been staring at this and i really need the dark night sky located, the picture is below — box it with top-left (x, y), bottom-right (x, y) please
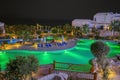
top-left (0, 0), bottom-right (120, 25)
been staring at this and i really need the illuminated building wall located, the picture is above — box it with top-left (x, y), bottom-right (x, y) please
top-left (0, 22), bottom-right (5, 34)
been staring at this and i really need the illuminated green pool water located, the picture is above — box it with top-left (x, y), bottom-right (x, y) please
top-left (0, 39), bottom-right (120, 70)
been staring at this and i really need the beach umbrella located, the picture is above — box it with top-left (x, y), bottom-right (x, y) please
top-left (43, 37), bottom-right (46, 43)
top-left (41, 38), bottom-right (44, 42)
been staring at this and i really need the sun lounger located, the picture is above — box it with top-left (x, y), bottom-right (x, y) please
top-left (46, 43), bottom-right (52, 48)
top-left (62, 42), bottom-right (67, 46)
top-left (49, 44), bottom-right (52, 47)
top-left (45, 43), bottom-right (49, 48)
top-left (38, 44), bottom-right (43, 47)
top-left (57, 43), bottom-right (63, 47)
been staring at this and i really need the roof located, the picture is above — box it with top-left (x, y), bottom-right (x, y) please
top-left (72, 19), bottom-right (96, 23)
top-left (94, 12), bottom-right (113, 16)
top-left (72, 19), bottom-right (92, 21)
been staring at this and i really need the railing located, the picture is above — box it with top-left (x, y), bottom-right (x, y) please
top-left (53, 61), bottom-right (91, 72)
top-left (53, 61), bottom-right (97, 80)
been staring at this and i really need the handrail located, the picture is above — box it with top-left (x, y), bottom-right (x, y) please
top-left (53, 60), bottom-right (91, 72)
top-left (53, 61), bottom-right (97, 80)
top-left (37, 61), bottom-right (97, 80)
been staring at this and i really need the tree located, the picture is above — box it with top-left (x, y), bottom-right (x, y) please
top-left (18, 30), bottom-right (31, 44)
top-left (74, 27), bottom-right (83, 38)
top-left (110, 20), bottom-right (120, 36)
top-left (5, 55), bottom-right (39, 80)
top-left (0, 29), bottom-right (3, 35)
top-left (51, 28), bottom-right (58, 34)
top-left (82, 24), bottom-right (89, 35)
top-left (90, 41), bottom-right (110, 80)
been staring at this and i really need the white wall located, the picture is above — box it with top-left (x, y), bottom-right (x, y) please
top-left (72, 19), bottom-right (95, 28)
top-left (112, 13), bottom-right (120, 20)
top-left (72, 12), bottom-right (120, 29)
top-left (94, 12), bottom-right (113, 24)
top-left (0, 22), bottom-right (5, 34)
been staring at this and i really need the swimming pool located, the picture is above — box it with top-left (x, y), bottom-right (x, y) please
top-left (0, 39), bottom-right (120, 70)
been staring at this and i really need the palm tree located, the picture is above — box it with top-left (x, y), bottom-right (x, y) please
top-left (82, 24), bottom-right (89, 35)
top-left (18, 30), bottom-right (31, 44)
top-left (74, 27), bottom-right (83, 38)
top-left (110, 20), bottom-right (120, 36)
top-left (90, 41), bottom-right (110, 80)
top-left (4, 24), bottom-right (9, 34)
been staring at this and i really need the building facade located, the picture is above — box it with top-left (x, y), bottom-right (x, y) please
top-left (72, 12), bottom-right (120, 29)
top-left (72, 19), bottom-right (96, 28)
top-left (94, 12), bottom-right (113, 24)
top-left (112, 13), bottom-right (120, 21)
top-left (0, 22), bottom-right (5, 34)
top-left (94, 12), bottom-right (120, 28)
top-left (93, 12), bottom-right (113, 28)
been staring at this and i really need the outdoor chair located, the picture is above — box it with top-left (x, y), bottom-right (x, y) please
top-left (57, 43), bottom-right (63, 47)
top-left (38, 44), bottom-right (43, 47)
top-left (46, 43), bottom-right (49, 48)
top-left (49, 44), bottom-right (52, 47)
top-left (62, 42), bottom-right (67, 46)
top-left (45, 43), bottom-right (52, 48)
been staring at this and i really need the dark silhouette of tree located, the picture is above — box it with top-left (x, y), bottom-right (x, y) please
top-left (5, 55), bottom-right (39, 80)
top-left (91, 41), bottom-right (110, 80)
top-left (91, 41), bottom-right (110, 60)
top-left (82, 24), bottom-right (89, 35)
top-left (90, 41), bottom-right (110, 80)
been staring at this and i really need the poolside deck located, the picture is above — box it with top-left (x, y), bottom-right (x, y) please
top-left (4, 39), bottom-right (77, 51)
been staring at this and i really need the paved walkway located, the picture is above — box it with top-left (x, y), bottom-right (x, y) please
top-left (9, 39), bottom-right (77, 51)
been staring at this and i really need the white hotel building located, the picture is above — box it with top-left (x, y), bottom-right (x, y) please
top-left (72, 19), bottom-right (96, 28)
top-left (72, 12), bottom-right (120, 29)
top-left (0, 22), bottom-right (5, 34)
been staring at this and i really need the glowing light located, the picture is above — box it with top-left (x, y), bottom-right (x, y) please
top-left (44, 52), bottom-right (48, 55)
top-left (3, 51), bottom-right (6, 54)
top-left (33, 43), bottom-right (38, 49)
top-left (16, 44), bottom-right (21, 48)
top-left (109, 71), bottom-right (116, 79)
top-left (75, 47), bottom-right (89, 51)
top-left (64, 50), bottom-right (70, 54)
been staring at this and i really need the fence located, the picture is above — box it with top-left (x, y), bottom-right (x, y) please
top-left (53, 61), bottom-right (97, 80)
top-left (53, 60), bottom-right (91, 72)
